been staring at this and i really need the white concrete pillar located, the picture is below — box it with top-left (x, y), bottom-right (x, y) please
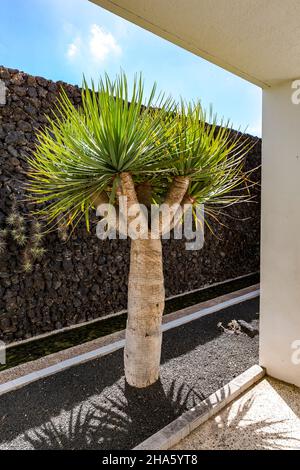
top-left (260, 80), bottom-right (300, 387)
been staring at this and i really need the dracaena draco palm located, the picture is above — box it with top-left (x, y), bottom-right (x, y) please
top-left (27, 72), bottom-right (253, 388)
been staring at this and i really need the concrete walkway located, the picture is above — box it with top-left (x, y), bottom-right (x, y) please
top-left (173, 377), bottom-right (300, 450)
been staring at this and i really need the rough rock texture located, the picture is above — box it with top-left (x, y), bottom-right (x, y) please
top-left (0, 66), bottom-right (261, 343)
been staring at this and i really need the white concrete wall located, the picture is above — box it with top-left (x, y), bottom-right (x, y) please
top-left (260, 81), bottom-right (300, 387)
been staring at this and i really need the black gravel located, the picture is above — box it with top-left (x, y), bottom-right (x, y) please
top-left (0, 298), bottom-right (259, 450)
top-left (0, 272), bottom-right (259, 373)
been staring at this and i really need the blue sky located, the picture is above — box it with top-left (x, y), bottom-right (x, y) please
top-left (0, 0), bottom-right (262, 136)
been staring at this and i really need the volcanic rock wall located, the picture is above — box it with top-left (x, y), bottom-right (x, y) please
top-left (0, 66), bottom-right (261, 343)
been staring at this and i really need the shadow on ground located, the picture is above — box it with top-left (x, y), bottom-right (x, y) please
top-left (174, 378), bottom-right (300, 450)
top-left (23, 380), bottom-right (203, 449)
top-left (0, 298), bottom-right (259, 449)
top-left (200, 394), bottom-right (299, 450)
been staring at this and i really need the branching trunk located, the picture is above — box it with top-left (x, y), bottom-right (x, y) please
top-left (120, 172), bottom-right (189, 388)
top-left (159, 176), bottom-right (190, 235)
top-left (164, 176), bottom-right (190, 207)
top-left (124, 238), bottom-right (165, 388)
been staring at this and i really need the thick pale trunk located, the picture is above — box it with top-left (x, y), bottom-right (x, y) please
top-left (120, 172), bottom-right (189, 388)
top-left (124, 237), bottom-right (165, 388)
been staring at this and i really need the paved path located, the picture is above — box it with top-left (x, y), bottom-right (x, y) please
top-left (173, 376), bottom-right (300, 450)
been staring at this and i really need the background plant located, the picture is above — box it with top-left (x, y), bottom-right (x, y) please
top-left (0, 197), bottom-right (46, 273)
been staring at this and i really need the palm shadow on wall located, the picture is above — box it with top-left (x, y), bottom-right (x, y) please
top-left (23, 379), bottom-right (204, 450)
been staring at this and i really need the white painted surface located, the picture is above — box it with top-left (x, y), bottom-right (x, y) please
top-left (90, 0), bottom-right (300, 87)
top-left (260, 81), bottom-right (300, 387)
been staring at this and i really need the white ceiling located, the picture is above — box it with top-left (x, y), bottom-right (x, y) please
top-left (90, 0), bottom-right (300, 88)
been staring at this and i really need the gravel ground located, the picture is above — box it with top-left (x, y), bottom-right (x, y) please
top-left (0, 298), bottom-right (259, 450)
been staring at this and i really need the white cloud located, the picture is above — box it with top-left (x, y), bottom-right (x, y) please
top-left (89, 24), bottom-right (121, 62)
top-left (66, 24), bottom-right (121, 63)
top-left (67, 43), bottom-right (77, 58)
top-left (67, 43), bottom-right (78, 58)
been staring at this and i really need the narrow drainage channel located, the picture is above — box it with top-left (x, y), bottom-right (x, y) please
top-left (0, 272), bottom-right (259, 372)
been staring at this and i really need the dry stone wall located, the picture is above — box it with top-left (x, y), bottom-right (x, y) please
top-left (0, 66), bottom-right (261, 343)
